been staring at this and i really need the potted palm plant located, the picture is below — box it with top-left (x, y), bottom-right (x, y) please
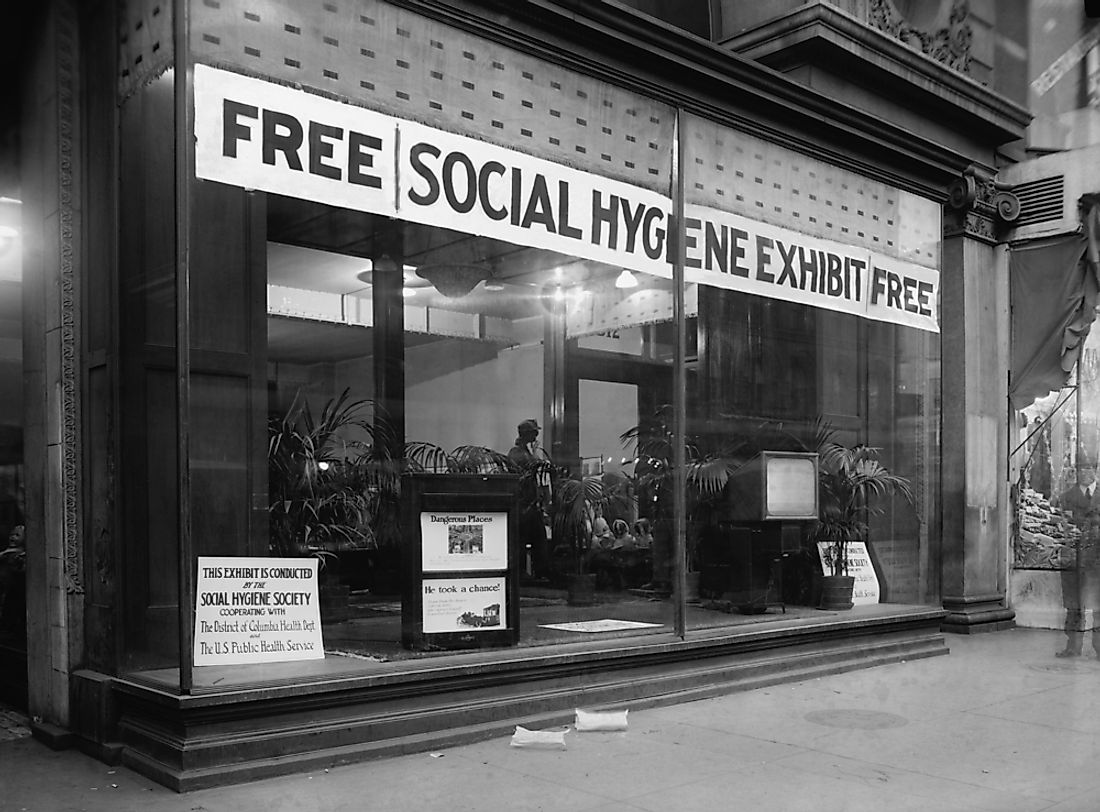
top-left (268, 388), bottom-right (395, 619)
top-left (622, 407), bottom-right (777, 598)
top-left (814, 440), bottom-right (913, 609)
top-left (551, 473), bottom-right (635, 605)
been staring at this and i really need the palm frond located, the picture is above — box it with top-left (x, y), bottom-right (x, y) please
top-left (450, 445), bottom-right (515, 474)
top-left (405, 441), bottom-right (450, 473)
top-left (687, 457), bottom-right (734, 498)
top-left (815, 441), bottom-right (912, 574)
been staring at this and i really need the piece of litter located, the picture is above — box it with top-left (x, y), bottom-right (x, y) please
top-left (510, 725), bottom-right (567, 750)
top-left (429, 753), bottom-right (445, 758)
top-left (111, 784), bottom-right (118, 788)
top-left (575, 708), bottom-right (628, 732)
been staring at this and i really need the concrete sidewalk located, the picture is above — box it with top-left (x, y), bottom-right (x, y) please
top-left (3, 626), bottom-right (1099, 812)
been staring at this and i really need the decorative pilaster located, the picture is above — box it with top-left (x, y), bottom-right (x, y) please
top-left (944, 164), bottom-right (1021, 244)
top-left (21, 0), bottom-right (84, 740)
top-left (939, 166), bottom-right (1017, 633)
top-left (57, 5), bottom-right (83, 598)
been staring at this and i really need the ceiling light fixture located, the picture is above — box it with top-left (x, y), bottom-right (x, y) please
top-left (615, 270), bottom-right (639, 289)
top-left (416, 264), bottom-right (490, 297)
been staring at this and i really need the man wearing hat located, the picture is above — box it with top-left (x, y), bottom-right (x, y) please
top-left (1055, 465), bottom-right (1100, 658)
top-left (508, 419), bottom-right (553, 579)
top-left (508, 419), bottom-right (544, 468)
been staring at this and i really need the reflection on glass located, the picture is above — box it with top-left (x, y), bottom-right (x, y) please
top-left (679, 291), bottom-right (939, 619)
top-left (264, 196), bottom-right (675, 658)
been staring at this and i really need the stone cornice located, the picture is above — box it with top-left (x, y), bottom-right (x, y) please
top-left (720, 1), bottom-right (1030, 148)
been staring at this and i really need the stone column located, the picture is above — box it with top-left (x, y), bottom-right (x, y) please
top-left (20, 0), bottom-right (84, 738)
top-left (940, 165), bottom-right (1019, 632)
top-left (371, 221), bottom-right (406, 462)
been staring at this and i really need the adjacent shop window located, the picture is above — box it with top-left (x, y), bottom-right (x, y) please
top-left (1012, 337), bottom-right (1100, 626)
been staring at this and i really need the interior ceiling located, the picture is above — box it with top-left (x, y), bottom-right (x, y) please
top-left (265, 193), bottom-right (626, 318)
top-left (267, 317), bottom-right (448, 365)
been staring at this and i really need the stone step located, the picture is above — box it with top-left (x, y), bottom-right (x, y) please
top-left (110, 607), bottom-right (948, 791)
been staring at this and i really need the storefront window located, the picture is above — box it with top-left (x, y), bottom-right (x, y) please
top-left (264, 194), bottom-right (676, 658)
top-left (679, 113), bottom-right (942, 618)
top-left (115, 8), bottom-right (946, 684)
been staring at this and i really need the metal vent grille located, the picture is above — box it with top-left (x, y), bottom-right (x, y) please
top-left (1014, 175), bottom-right (1065, 228)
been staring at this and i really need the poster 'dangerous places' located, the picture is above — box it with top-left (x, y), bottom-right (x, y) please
top-left (419, 512), bottom-right (509, 572)
top-left (193, 557), bottom-right (323, 666)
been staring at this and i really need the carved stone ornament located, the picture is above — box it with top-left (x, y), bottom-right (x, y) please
top-left (58, 4), bottom-right (84, 595)
top-left (869, 0), bottom-right (972, 74)
top-left (944, 164), bottom-right (1020, 243)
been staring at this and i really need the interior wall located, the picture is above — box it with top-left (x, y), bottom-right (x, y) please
top-left (405, 341), bottom-right (544, 455)
top-left (578, 379), bottom-right (638, 476)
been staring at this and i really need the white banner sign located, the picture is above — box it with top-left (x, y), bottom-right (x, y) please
top-left (420, 511), bottom-right (509, 572)
top-left (422, 576), bottom-right (508, 633)
top-left (194, 64), bottom-right (938, 332)
top-left (193, 556), bottom-right (323, 666)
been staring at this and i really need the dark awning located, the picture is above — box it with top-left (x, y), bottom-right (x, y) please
top-left (1009, 199), bottom-right (1100, 411)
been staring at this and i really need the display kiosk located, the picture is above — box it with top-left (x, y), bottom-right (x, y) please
top-left (401, 473), bottom-right (521, 650)
top-left (703, 452), bottom-right (819, 612)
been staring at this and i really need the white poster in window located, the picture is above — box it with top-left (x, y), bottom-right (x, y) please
top-left (420, 512), bottom-right (508, 572)
top-left (422, 577), bottom-right (508, 633)
top-left (193, 557), bottom-right (323, 666)
top-left (817, 541), bottom-right (880, 605)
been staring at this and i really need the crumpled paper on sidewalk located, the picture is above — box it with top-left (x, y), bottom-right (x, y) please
top-left (574, 708), bottom-right (628, 732)
top-left (510, 725), bottom-right (568, 749)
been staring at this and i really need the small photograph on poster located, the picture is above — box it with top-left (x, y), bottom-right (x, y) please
top-left (421, 512), bottom-right (507, 571)
top-left (448, 524), bottom-right (484, 555)
top-left (422, 576), bottom-right (508, 633)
